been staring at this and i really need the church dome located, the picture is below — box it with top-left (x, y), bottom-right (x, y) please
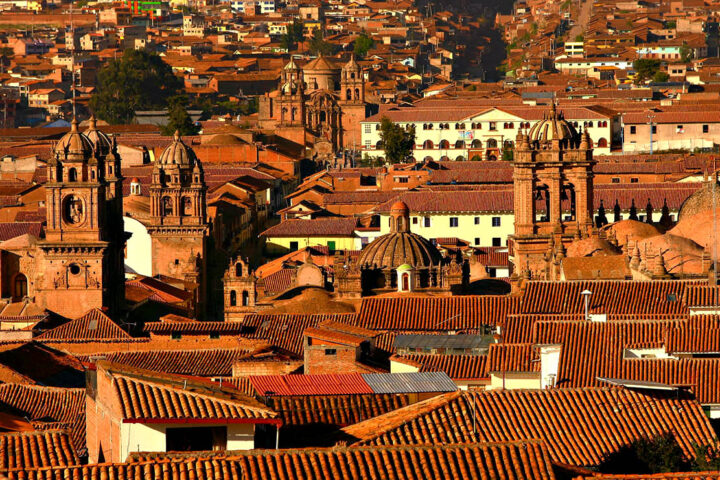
top-left (527, 103), bottom-right (578, 144)
top-left (678, 181), bottom-right (720, 221)
top-left (84, 115), bottom-right (112, 156)
top-left (157, 131), bottom-right (197, 167)
top-left (54, 118), bottom-right (93, 159)
top-left (206, 133), bottom-right (244, 145)
top-left (358, 201), bottom-right (442, 269)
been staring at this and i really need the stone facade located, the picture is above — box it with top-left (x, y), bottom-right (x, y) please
top-left (258, 55), bottom-right (369, 160)
top-left (509, 104), bottom-right (595, 283)
top-left (34, 117), bottom-right (125, 318)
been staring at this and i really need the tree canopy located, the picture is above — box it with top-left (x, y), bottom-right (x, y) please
top-left (633, 59), bottom-right (662, 84)
top-left (354, 33), bottom-right (375, 58)
top-left (161, 96), bottom-right (199, 136)
top-left (280, 19), bottom-right (305, 52)
top-left (90, 49), bottom-right (182, 125)
top-left (379, 116), bottom-right (416, 164)
top-left (308, 28), bottom-right (337, 56)
top-left (598, 434), bottom-right (688, 474)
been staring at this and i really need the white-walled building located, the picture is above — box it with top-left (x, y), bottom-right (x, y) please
top-left (361, 104), bottom-right (615, 162)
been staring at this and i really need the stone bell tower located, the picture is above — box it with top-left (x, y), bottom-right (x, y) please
top-left (509, 104), bottom-right (595, 282)
top-left (148, 131), bottom-right (208, 315)
top-left (36, 118), bottom-right (126, 317)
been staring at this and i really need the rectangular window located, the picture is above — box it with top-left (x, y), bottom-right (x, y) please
top-left (474, 217), bottom-right (480, 225)
top-left (171, 332), bottom-right (182, 340)
top-left (412, 217), bottom-right (418, 224)
top-left (289, 241), bottom-right (299, 251)
top-left (630, 126), bottom-right (636, 134)
top-left (489, 122), bottom-right (497, 131)
top-left (611, 177), bottom-right (620, 183)
top-left (676, 125), bottom-right (684, 133)
top-left (327, 241), bottom-right (336, 251)
top-left (325, 349), bottom-right (337, 355)
top-left (424, 217), bottom-right (431, 227)
top-left (652, 125), bottom-right (657, 134)
top-left (703, 125), bottom-right (709, 134)
top-left (396, 176), bottom-right (409, 183)
top-left (492, 237), bottom-right (502, 247)
top-left (450, 217), bottom-right (459, 227)
top-left (364, 124), bottom-right (371, 133)
top-left (474, 237), bottom-right (480, 245)
top-left (630, 177), bottom-right (639, 183)
top-left (488, 267), bottom-right (497, 278)
top-left (492, 217), bottom-right (501, 227)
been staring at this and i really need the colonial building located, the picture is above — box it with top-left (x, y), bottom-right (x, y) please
top-left (147, 132), bottom-right (209, 314)
top-left (33, 117), bottom-right (126, 318)
top-left (258, 55), bottom-right (370, 161)
top-left (223, 256), bottom-right (258, 320)
top-left (509, 104), bottom-right (596, 282)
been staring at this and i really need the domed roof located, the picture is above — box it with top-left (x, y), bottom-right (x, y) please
top-left (358, 200), bottom-right (442, 269)
top-left (527, 103), bottom-right (578, 144)
top-left (343, 54), bottom-right (360, 71)
top-left (284, 58), bottom-right (300, 70)
top-left (206, 133), bottom-right (244, 145)
top-left (130, 177), bottom-right (140, 183)
top-left (566, 236), bottom-right (621, 257)
top-left (390, 201), bottom-right (409, 214)
top-left (678, 181), bottom-right (720, 221)
top-left (157, 131), bottom-right (197, 168)
top-left (84, 115), bottom-right (112, 156)
top-left (357, 232), bottom-right (443, 270)
top-left (304, 55), bottom-right (337, 72)
top-left (605, 219), bottom-right (662, 247)
top-left (54, 118), bottom-right (93, 159)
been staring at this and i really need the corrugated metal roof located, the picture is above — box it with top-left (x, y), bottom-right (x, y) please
top-left (361, 372), bottom-right (457, 394)
top-left (394, 334), bottom-right (492, 350)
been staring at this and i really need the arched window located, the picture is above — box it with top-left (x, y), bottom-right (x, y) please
top-left (597, 138), bottom-right (608, 148)
top-left (471, 139), bottom-right (482, 148)
top-left (376, 141), bottom-right (383, 149)
top-left (242, 290), bottom-right (249, 306)
top-left (487, 138), bottom-right (498, 149)
top-left (455, 140), bottom-right (465, 148)
top-left (181, 197), bottom-right (193, 216)
top-left (230, 290), bottom-right (237, 306)
top-left (235, 262), bottom-right (243, 277)
top-left (471, 155), bottom-right (482, 161)
top-left (68, 168), bottom-right (77, 182)
top-left (162, 197), bottom-right (173, 216)
top-left (508, 122), bottom-right (514, 129)
top-left (354, 88), bottom-right (360, 99)
top-left (439, 140), bottom-right (450, 149)
top-left (401, 273), bottom-right (410, 291)
top-left (12, 273), bottom-right (27, 301)
top-left (504, 140), bottom-right (514, 149)
top-left (423, 140), bottom-right (434, 149)
top-left (455, 155), bottom-right (465, 161)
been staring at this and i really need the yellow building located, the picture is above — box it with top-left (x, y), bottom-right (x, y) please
top-left (374, 191), bottom-right (514, 248)
top-left (260, 217), bottom-right (361, 255)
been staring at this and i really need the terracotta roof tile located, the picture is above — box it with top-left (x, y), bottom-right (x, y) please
top-left (241, 314), bottom-right (358, 357)
top-left (142, 321), bottom-right (245, 335)
top-left (394, 353), bottom-right (488, 379)
top-left (353, 296), bottom-right (519, 331)
top-left (37, 309), bottom-right (130, 342)
top-left (249, 373), bottom-right (373, 396)
top-left (0, 385), bottom-right (85, 452)
top-left (340, 388), bottom-right (716, 467)
top-left (260, 218), bottom-right (359, 237)
top-left (0, 430), bottom-right (78, 472)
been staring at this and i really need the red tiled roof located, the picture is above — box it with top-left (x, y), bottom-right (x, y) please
top-left (353, 296), bottom-right (519, 331)
top-left (249, 373), bottom-right (373, 396)
top-left (519, 281), bottom-right (697, 315)
top-left (340, 388), bottom-right (716, 467)
top-left (142, 321), bottom-right (245, 335)
top-left (77, 348), bottom-right (258, 377)
top-left (0, 430), bottom-right (78, 472)
top-left (265, 394), bottom-right (411, 431)
top-left (260, 218), bottom-right (358, 237)
top-left (395, 353), bottom-right (488, 380)
top-left (0, 385), bottom-right (85, 452)
top-left (37, 309), bottom-right (130, 342)
top-left (241, 314), bottom-right (358, 357)
top-left (0, 222), bottom-right (42, 242)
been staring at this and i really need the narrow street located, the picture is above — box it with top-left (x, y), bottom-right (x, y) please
top-left (568, 0), bottom-right (592, 40)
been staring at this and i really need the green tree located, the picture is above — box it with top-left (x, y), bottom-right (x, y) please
top-left (598, 433), bottom-right (688, 474)
top-left (162, 96), bottom-right (199, 136)
top-left (574, 34), bottom-right (584, 42)
top-left (653, 71), bottom-right (670, 82)
top-left (379, 116), bottom-right (415, 164)
top-left (692, 443), bottom-right (720, 471)
top-left (308, 28), bottom-right (336, 56)
top-left (90, 49), bottom-right (182, 124)
top-left (354, 33), bottom-right (375, 59)
top-left (633, 59), bottom-right (661, 84)
top-left (280, 19), bottom-right (305, 51)
top-left (680, 44), bottom-right (693, 63)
